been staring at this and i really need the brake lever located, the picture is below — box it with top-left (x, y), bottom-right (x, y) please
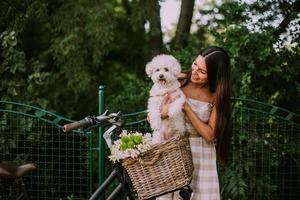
top-left (83, 112), bottom-right (123, 132)
top-left (108, 111), bottom-right (123, 125)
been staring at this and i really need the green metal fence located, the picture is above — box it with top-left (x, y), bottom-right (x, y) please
top-left (220, 98), bottom-right (300, 200)
top-left (0, 101), bottom-right (91, 200)
top-left (105, 97), bottom-right (300, 200)
top-left (1, 89), bottom-right (299, 200)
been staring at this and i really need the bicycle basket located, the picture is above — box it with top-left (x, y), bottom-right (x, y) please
top-left (121, 134), bottom-right (194, 200)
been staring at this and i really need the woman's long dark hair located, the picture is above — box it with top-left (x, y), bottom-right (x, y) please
top-left (182, 46), bottom-right (232, 165)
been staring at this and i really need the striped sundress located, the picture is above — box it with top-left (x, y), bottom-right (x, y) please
top-left (157, 97), bottom-right (220, 200)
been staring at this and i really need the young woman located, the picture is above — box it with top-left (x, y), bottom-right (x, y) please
top-left (158, 46), bottom-right (232, 200)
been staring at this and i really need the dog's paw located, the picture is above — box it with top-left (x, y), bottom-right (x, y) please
top-left (150, 119), bottom-right (161, 131)
top-left (168, 106), bottom-right (182, 118)
top-left (152, 131), bottom-right (162, 144)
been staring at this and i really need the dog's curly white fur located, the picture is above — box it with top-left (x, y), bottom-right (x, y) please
top-left (146, 54), bottom-right (186, 144)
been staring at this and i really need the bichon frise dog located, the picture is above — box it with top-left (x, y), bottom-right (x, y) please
top-left (146, 54), bottom-right (186, 144)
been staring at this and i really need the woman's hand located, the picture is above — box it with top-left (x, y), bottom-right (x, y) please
top-left (183, 102), bottom-right (191, 112)
top-left (147, 93), bottom-right (172, 124)
top-left (147, 93), bottom-right (180, 122)
top-left (160, 94), bottom-right (172, 119)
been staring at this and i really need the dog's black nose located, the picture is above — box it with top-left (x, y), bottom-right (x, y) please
top-left (159, 74), bottom-right (164, 79)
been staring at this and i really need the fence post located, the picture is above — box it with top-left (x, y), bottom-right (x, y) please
top-left (98, 85), bottom-right (105, 198)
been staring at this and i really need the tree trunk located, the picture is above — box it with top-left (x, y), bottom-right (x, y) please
top-left (171, 0), bottom-right (195, 49)
top-left (273, 0), bottom-right (300, 39)
top-left (146, 0), bottom-right (164, 56)
top-left (122, 0), bottom-right (131, 16)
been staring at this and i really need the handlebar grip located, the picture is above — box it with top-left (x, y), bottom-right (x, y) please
top-left (63, 118), bottom-right (92, 133)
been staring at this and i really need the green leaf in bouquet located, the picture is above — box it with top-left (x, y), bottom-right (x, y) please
top-left (121, 136), bottom-right (130, 143)
top-left (120, 143), bottom-right (128, 151)
top-left (133, 135), bottom-right (142, 144)
top-left (129, 135), bottom-right (135, 141)
top-left (127, 141), bottom-right (135, 149)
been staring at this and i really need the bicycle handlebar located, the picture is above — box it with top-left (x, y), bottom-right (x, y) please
top-left (63, 111), bottom-right (123, 133)
top-left (63, 117), bottom-right (94, 132)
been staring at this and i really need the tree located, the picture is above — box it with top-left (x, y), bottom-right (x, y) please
top-left (171, 0), bottom-right (195, 49)
top-left (146, 0), bottom-right (164, 56)
top-left (0, 0), bottom-right (116, 117)
top-left (273, 0), bottom-right (300, 38)
top-left (1, 0), bottom-right (299, 116)
top-left (175, 0), bottom-right (300, 113)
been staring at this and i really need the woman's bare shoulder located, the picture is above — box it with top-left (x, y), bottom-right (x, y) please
top-left (202, 92), bottom-right (216, 106)
top-left (211, 93), bottom-right (216, 103)
top-left (181, 84), bottom-right (190, 95)
top-left (182, 84), bottom-right (216, 104)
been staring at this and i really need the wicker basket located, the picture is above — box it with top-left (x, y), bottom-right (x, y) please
top-left (122, 134), bottom-right (194, 200)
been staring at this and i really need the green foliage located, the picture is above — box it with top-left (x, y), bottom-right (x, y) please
top-left (192, 0), bottom-right (300, 112)
top-left (220, 162), bottom-right (247, 200)
top-left (0, 30), bottom-right (50, 104)
top-left (1, 0), bottom-right (299, 198)
top-left (0, 0), bottom-right (155, 118)
top-left (1, 0), bottom-right (299, 114)
top-left (106, 65), bottom-right (150, 113)
top-left (59, 194), bottom-right (74, 200)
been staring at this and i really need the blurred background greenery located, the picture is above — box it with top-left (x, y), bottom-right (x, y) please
top-left (1, 1), bottom-right (300, 199)
top-left (1, 0), bottom-right (299, 117)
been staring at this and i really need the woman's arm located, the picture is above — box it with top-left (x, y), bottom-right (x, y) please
top-left (160, 94), bottom-right (171, 119)
top-left (183, 102), bottom-right (217, 142)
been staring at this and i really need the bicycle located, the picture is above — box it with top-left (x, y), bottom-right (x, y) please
top-left (0, 161), bottom-right (37, 200)
top-left (63, 111), bottom-right (193, 200)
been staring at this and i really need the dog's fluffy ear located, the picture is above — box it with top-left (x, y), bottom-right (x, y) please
top-left (145, 60), bottom-right (153, 77)
top-left (171, 57), bottom-right (181, 75)
top-left (176, 72), bottom-right (187, 79)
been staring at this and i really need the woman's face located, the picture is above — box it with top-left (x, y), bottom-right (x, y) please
top-left (191, 55), bottom-right (208, 84)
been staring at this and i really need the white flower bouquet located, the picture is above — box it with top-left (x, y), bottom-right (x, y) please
top-left (109, 130), bottom-right (153, 163)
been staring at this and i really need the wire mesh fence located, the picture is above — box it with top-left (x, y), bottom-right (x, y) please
top-left (115, 100), bottom-right (300, 200)
top-left (1, 99), bottom-right (299, 200)
top-left (219, 99), bottom-right (300, 200)
top-left (0, 101), bottom-right (90, 200)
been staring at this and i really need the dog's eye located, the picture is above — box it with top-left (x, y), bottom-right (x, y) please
top-left (156, 69), bottom-right (160, 72)
top-left (164, 68), bottom-right (168, 72)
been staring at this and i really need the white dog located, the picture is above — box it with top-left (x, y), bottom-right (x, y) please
top-left (146, 54), bottom-right (186, 144)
